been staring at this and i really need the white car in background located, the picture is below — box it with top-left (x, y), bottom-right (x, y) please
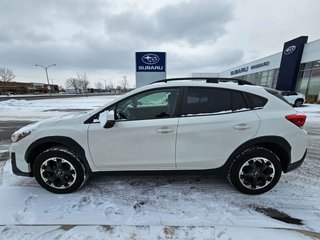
top-left (281, 91), bottom-right (305, 107)
top-left (10, 78), bottom-right (308, 195)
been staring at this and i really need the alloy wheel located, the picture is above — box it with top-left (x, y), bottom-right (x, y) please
top-left (239, 157), bottom-right (275, 190)
top-left (40, 157), bottom-right (77, 189)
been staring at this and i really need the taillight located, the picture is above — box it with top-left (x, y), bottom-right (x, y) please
top-left (285, 114), bottom-right (307, 127)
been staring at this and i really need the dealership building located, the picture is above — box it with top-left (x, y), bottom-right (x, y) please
top-left (192, 36), bottom-right (320, 103)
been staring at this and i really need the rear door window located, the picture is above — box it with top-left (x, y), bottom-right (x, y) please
top-left (184, 87), bottom-right (232, 116)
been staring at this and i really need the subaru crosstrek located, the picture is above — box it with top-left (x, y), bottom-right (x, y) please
top-left (10, 78), bottom-right (308, 194)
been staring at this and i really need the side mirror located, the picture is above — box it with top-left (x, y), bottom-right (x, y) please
top-left (98, 110), bottom-right (115, 128)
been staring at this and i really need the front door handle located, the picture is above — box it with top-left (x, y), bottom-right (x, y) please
top-left (233, 123), bottom-right (251, 130)
top-left (156, 127), bottom-right (175, 133)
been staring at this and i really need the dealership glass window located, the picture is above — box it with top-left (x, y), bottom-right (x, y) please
top-left (302, 70), bottom-right (312, 78)
top-left (299, 63), bottom-right (305, 71)
top-left (266, 78), bottom-right (273, 88)
top-left (238, 75), bottom-right (246, 80)
top-left (306, 76), bottom-right (320, 102)
top-left (268, 69), bottom-right (275, 76)
top-left (272, 69), bottom-right (279, 89)
top-left (260, 76), bottom-right (267, 86)
top-left (296, 70), bottom-right (311, 95)
top-left (302, 62), bottom-right (313, 70)
top-left (311, 68), bottom-right (320, 77)
top-left (261, 71), bottom-right (268, 77)
top-left (254, 73), bottom-right (262, 85)
top-left (265, 70), bottom-right (274, 87)
top-left (296, 79), bottom-right (308, 95)
top-left (312, 60), bottom-right (320, 69)
top-left (305, 69), bottom-right (320, 102)
top-left (247, 74), bottom-right (256, 84)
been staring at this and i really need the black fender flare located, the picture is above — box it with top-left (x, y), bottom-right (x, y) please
top-left (219, 136), bottom-right (292, 175)
top-left (25, 136), bottom-right (92, 174)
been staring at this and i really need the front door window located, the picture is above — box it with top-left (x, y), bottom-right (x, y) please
top-left (116, 88), bottom-right (180, 121)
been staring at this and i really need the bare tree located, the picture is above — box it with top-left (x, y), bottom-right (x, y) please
top-left (120, 75), bottom-right (128, 92)
top-left (107, 80), bottom-right (114, 90)
top-left (0, 67), bottom-right (15, 95)
top-left (65, 77), bottom-right (79, 94)
top-left (77, 73), bottom-right (90, 94)
top-left (116, 85), bottom-right (122, 92)
top-left (95, 81), bottom-right (104, 92)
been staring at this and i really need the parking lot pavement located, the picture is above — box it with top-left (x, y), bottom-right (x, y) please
top-left (0, 121), bottom-right (33, 141)
top-left (0, 121), bottom-right (33, 164)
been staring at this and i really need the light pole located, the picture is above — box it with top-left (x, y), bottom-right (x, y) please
top-left (35, 64), bottom-right (56, 95)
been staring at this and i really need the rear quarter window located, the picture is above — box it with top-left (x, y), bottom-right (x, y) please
top-left (247, 93), bottom-right (268, 109)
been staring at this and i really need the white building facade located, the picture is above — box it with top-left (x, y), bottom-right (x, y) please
top-left (193, 36), bottom-right (320, 103)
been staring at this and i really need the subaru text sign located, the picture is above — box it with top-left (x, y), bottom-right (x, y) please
top-left (136, 52), bottom-right (166, 72)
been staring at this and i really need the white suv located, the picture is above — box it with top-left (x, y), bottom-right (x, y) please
top-left (281, 91), bottom-right (305, 107)
top-left (10, 78), bottom-right (308, 194)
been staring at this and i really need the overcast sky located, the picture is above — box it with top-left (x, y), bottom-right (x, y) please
top-left (1, 0), bottom-right (320, 88)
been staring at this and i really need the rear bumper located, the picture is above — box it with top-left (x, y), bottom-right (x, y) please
top-left (11, 152), bottom-right (32, 177)
top-left (285, 149), bottom-right (307, 173)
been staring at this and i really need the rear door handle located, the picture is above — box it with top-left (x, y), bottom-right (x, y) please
top-left (156, 127), bottom-right (175, 133)
top-left (233, 123), bottom-right (251, 130)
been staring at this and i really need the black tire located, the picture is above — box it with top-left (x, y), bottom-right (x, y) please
top-left (33, 146), bottom-right (88, 194)
top-left (228, 147), bottom-right (282, 195)
top-left (294, 99), bottom-right (303, 107)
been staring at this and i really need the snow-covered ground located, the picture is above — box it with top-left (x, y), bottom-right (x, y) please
top-left (0, 98), bottom-right (319, 239)
top-left (0, 96), bottom-right (116, 121)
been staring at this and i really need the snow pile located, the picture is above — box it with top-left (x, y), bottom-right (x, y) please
top-left (2, 99), bottom-right (31, 106)
top-left (296, 104), bottom-right (320, 123)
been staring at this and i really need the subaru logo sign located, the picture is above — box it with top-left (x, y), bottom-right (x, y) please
top-left (136, 52), bottom-right (166, 72)
top-left (284, 45), bottom-right (296, 56)
top-left (142, 54), bottom-right (160, 65)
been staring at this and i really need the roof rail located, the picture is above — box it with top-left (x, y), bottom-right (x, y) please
top-left (151, 77), bottom-right (254, 86)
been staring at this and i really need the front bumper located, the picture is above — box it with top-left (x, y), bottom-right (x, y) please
top-left (11, 153), bottom-right (32, 177)
top-left (285, 149), bottom-right (307, 173)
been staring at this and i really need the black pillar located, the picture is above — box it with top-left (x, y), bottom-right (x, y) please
top-left (276, 36), bottom-right (308, 91)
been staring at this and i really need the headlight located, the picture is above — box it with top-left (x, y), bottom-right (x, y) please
top-left (11, 131), bottom-right (31, 143)
top-left (11, 122), bottom-right (40, 143)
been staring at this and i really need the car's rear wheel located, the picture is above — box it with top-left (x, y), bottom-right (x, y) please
top-left (228, 147), bottom-right (282, 194)
top-left (33, 147), bottom-right (88, 193)
top-left (294, 99), bottom-right (303, 107)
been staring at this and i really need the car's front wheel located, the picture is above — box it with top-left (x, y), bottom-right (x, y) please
top-left (33, 147), bottom-right (88, 193)
top-left (228, 147), bottom-right (282, 194)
